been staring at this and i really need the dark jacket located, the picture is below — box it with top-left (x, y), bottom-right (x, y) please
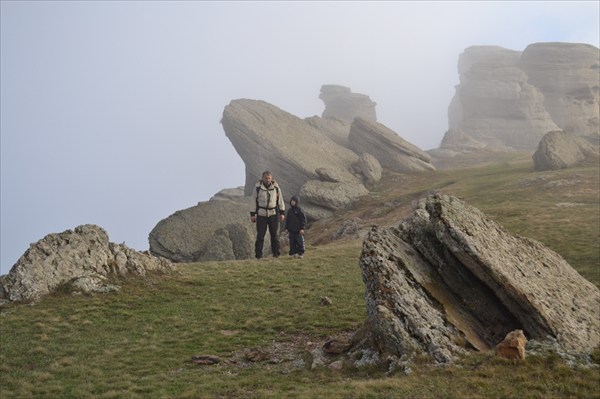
top-left (285, 196), bottom-right (307, 233)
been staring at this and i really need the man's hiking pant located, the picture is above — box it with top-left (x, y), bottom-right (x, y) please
top-left (288, 231), bottom-right (305, 256)
top-left (255, 215), bottom-right (280, 258)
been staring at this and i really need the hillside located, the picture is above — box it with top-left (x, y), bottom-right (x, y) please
top-left (1, 153), bottom-right (598, 398)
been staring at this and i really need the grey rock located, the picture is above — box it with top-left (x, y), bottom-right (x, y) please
top-left (447, 43), bottom-right (599, 151)
top-left (199, 228), bottom-right (236, 262)
top-left (315, 167), bottom-right (345, 183)
top-left (299, 203), bottom-right (333, 221)
top-left (333, 217), bottom-right (363, 240)
top-left (305, 116), bottom-right (352, 147)
top-left (299, 180), bottom-right (368, 211)
top-left (149, 196), bottom-right (255, 263)
top-left (0, 224), bottom-right (174, 303)
top-left (348, 118), bottom-right (436, 172)
top-left (519, 42), bottom-right (600, 137)
top-left (351, 153), bottom-right (382, 184)
top-left (439, 129), bottom-right (488, 151)
top-left (222, 99), bottom-right (362, 198)
top-left (210, 186), bottom-right (245, 202)
top-left (533, 130), bottom-right (600, 171)
top-left (319, 84), bottom-right (377, 123)
top-left (350, 194), bottom-right (599, 365)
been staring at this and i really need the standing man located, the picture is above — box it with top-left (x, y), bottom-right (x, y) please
top-left (250, 171), bottom-right (285, 259)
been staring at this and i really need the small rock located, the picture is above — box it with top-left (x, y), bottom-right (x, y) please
top-left (323, 336), bottom-right (352, 354)
top-left (191, 355), bottom-right (221, 365)
top-left (244, 348), bottom-right (270, 362)
top-left (320, 296), bottom-right (332, 306)
top-left (495, 329), bottom-right (528, 360)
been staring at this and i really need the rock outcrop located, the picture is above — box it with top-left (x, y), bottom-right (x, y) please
top-left (349, 194), bottom-right (599, 365)
top-left (0, 224), bottom-right (174, 303)
top-left (533, 130), bottom-right (599, 171)
top-left (446, 43), bottom-right (599, 151)
top-left (519, 42), bottom-right (600, 137)
top-left (222, 99), bottom-right (363, 199)
top-left (149, 195), bottom-right (255, 263)
top-left (319, 84), bottom-right (377, 123)
top-left (448, 46), bottom-right (559, 150)
top-left (348, 118), bottom-right (436, 172)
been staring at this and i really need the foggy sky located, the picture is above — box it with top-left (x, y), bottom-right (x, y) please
top-left (1, 1), bottom-right (599, 275)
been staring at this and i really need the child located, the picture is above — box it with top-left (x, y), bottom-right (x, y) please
top-left (284, 195), bottom-right (307, 258)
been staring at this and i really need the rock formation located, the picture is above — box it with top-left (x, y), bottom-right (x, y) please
top-left (351, 153), bottom-right (383, 184)
top-left (446, 43), bottom-right (599, 151)
top-left (319, 84), bottom-right (377, 123)
top-left (149, 89), bottom-right (435, 262)
top-left (0, 224), bottom-right (174, 303)
top-left (519, 42), bottom-right (600, 137)
top-left (348, 194), bottom-right (599, 365)
top-left (305, 116), bottom-right (351, 147)
top-left (533, 130), bottom-right (599, 171)
top-left (149, 194), bottom-right (255, 263)
top-left (221, 99), bottom-right (363, 199)
top-left (348, 118), bottom-right (436, 172)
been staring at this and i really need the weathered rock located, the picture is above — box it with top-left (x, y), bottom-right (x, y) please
top-left (533, 130), bottom-right (599, 171)
top-left (199, 228), bottom-right (236, 262)
top-left (495, 330), bottom-right (528, 360)
top-left (439, 129), bottom-right (488, 152)
top-left (323, 336), bottom-right (352, 354)
top-left (519, 42), bottom-right (600, 137)
top-left (449, 46), bottom-right (560, 150)
top-left (222, 99), bottom-right (362, 200)
top-left (305, 116), bottom-right (352, 147)
top-left (333, 217), bottom-right (363, 240)
top-left (315, 167), bottom-right (345, 183)
top-left (447, 43), bottom-right (599, 151)
top-left (0, 224), bottom-right (174, 302)
top-left (319, 84), bottom-right (377, 123)
top-left (350, 194), bottom-right (599, 365)
top-left (210, 186), bottom-right (245, 202)
top-left (348, 118), bottom-right (436, 173)
top-left (149, 196), bottom-right (255, 263)
top-left (351, 153), bottom-right (382, 184)
top-left (299, 180), bottom-right (369, 211)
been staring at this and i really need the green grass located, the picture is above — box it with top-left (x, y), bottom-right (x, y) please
top-left (1, 154), bottom-right (599, 398)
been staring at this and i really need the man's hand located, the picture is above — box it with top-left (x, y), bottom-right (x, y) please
top-left (299, 229), bottom-right (305, 236)
top-left (279, 214), bottom-right (285, 222)
top-left (251, 215), bottom-right (256, 223)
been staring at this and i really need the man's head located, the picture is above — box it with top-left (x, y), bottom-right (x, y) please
top-left (261, 171), bottom-right (273, 186)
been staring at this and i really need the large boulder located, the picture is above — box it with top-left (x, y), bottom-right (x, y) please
top-left (351, 152), bottom-right (383, 185)
top-left (319, 84), bottom-right (377, 123)
top-left (533, 130), bottom-right (599, 171)
top-left (222, 99), bottom-right (362, 199)
top-left (348, 118), bottom-right (436, 173)
top-left (350, 194), bottom-right (599, 364)
top-left (149, 195), bottom-right (255, 263)
top-left (0, 224), bottom-right (174, 303)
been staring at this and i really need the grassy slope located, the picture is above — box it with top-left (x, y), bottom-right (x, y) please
top-left (1, 153), bottom-right (599, 398)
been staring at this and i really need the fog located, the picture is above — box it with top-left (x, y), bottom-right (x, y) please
top-left (1, 1), bottom-right (598, 275)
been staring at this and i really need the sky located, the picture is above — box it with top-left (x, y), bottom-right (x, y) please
top-left (1, 1), bottom-right (599, 275)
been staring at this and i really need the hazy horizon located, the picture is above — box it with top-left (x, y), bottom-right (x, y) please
top-left (1, 1), bottom-right (599, 275)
